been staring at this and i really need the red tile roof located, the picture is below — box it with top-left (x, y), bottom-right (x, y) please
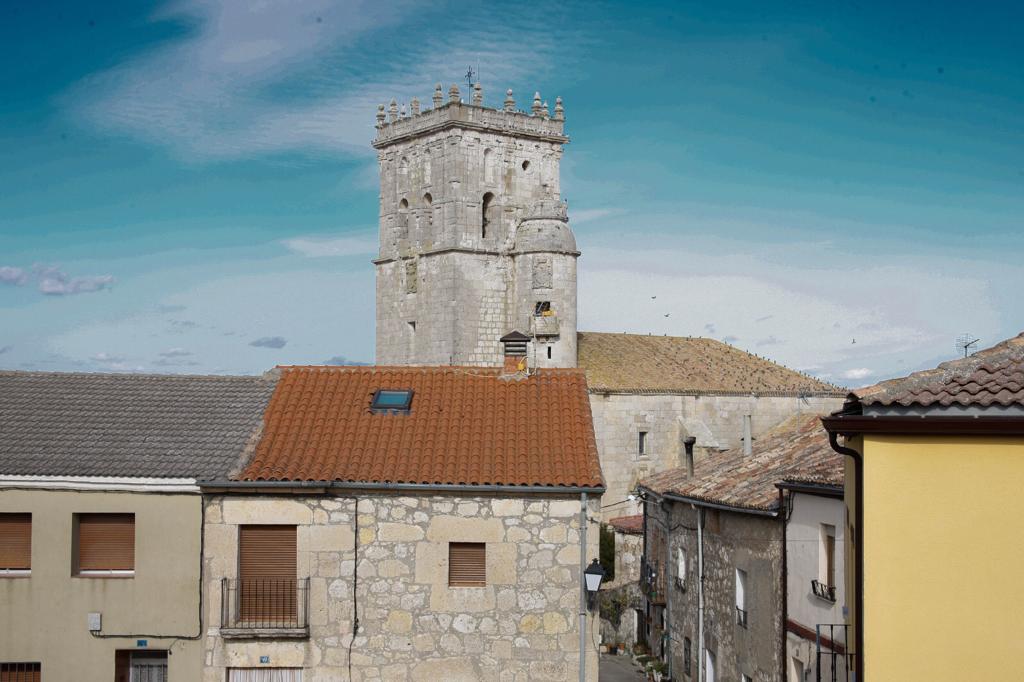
top-left (640, 414), bottom-right (842, 513)
top-left (607, 515), bottom-right (643, 535)
top-left (236, 366), bottom-right (604, 489)
top-left (854, 332), bottom-right (1024, 408)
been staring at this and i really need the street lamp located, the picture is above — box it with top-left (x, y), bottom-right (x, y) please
top-left (585, 558), bottom-right (607, 610)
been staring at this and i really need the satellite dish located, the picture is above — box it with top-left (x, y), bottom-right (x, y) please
top-left (955, 334), bottom-right (979, 358)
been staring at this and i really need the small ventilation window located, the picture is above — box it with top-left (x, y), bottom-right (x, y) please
top-left (533, 301), bottom-right (551, 316)
top-left (371, 389), bottom-right (414, 413)
top-left (521, 160), bottom-right (530, 171)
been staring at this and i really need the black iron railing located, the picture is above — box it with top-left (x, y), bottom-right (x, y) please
top-left (816, 623), bottom-right (854, 682)
top-left (221, 578), bottom-right (309, 630)
top-left (736, 606), bottom-right (748, 628)
top-left (812, 579), bottom-right (837, 602)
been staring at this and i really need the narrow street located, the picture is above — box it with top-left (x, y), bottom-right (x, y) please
top-left (599, 654), bottom-right (645, 682)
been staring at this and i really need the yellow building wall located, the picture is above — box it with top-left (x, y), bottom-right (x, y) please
top-left (863, 435), bottom-right (1024, 680)
top-left (0, 488), bottom-right (204, 681)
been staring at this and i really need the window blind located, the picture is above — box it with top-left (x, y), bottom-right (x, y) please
top-left (0, 514), bottom-right (31, 570)
top-left (78, 514), bottom-right (134, 572)
top-left (449, 542), bottom-right (486, 587)
top-left (238, 525), bottom-right (297, 622)
top-left (0, 662), bottom-right (41, 682)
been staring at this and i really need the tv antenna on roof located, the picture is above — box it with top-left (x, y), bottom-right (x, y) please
top-left (955, 333), bottom-right (980, 358)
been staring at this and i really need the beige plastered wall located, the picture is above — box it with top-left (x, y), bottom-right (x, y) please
top-left (0, 488), bottom-right (203, 681)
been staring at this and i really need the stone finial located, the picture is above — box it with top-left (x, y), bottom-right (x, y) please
top-left (376, 103), bottom-right (386, 128)
top-left (449, 84), bottom-right (461, 104)
top-left (411, 97), bottom-right (420, 116)
top-left (554, 96), bottom-right (564, 121)
top-left (433, 83), bottom-right (443, 108)
top-left (388, 98), bottom-right (399, 122)
top-left (472, 82), bottom-right (483, 106)
top-left (541, 100), bottom-right (550, 118)
top-left (531, 91), bottom-right (542, 116)
top-left (504, 89), bottom-right (515, 112)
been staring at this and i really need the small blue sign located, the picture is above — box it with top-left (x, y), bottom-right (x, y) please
top-left (260, 656), bottom-right (270, 664)
top-left (137, 640), bottom-right (148, 648)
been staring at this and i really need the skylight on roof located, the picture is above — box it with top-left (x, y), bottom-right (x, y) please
top-left (371, 389), bottom-right (414, 413)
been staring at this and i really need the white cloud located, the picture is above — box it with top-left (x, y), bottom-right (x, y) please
top-left (159, 347), bottom-right (193, 358)
top-left (38, 271), bottom-right (115, 296)
top-left (249, 336), bottom-right (288, 349)
top-left (67, 0), bottom-right (569, 160)
top-left (0, 266), bottom-right (29, 285)
top-left (282, 232), bottom-right (377, 257)
top-left (841, 368), bottom-right (873, 380)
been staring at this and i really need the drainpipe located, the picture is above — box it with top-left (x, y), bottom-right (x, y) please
top-left (743, 415), bottom-right (753, 456)
top-left (695, 505), bottom-right (705, 682)
top-left (579, 492), bottom-right (588, 682)
top-left (827, 431), bottom-right (864, 682)
top-left (780, 487), bottom-right (788, 682)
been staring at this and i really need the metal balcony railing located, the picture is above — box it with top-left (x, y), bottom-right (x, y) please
top-left (220, 578), bottom-right (309, 635)
top-left (736, 606), bottom-right (748, 628)
top-left (811, 579), bottom-right (837, 603)
top-left (640, 556), bottom-right (665, 604)
top-left (816, 623), bottom-right (854, 682)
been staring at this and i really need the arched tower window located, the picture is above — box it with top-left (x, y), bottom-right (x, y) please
top-left (422, 193), bottom-right (433, 230)
top-left (481, 192), bottom-right (496, 239)
top-left (397, 198), bottom-right (409, 238)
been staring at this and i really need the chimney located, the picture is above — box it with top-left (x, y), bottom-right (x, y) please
top-left (684, 436), bottom-right (696, 476)
top-left (499, 331), bottom-right (530, 374)
top-left (742, 415), bottom-right (753, 456)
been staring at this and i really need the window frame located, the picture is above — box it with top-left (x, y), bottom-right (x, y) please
top-left (448, 542), bottom-right (486, 587)
top-left (0, 513), bottom-right (32, 577)
top-left (370, 389), bottom-right (414, 414)
top-left (735, 567), bottom-right (748, 628)
top-left (74, 513), bottom-right (135, 578)
top-left (820, 523), bottom-right (837, 588)
top-left (638, 430), bottom-right (649, 457)
top-left (0, 661), bottom-right (42, 681)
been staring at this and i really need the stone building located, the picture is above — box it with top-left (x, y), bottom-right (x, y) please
top-left (374, 84), bottom-right (578, 368)
top-left (368, 85), bottom-right (845, 516)
top-left (637, 414), bottom-right (843, 682)
top-left (199, 365), bottom-right (605, 682)
top-left (0, 371), bottom-right (275, 682)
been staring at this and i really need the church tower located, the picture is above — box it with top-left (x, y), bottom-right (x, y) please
top-left (373, 83), bottom-right (579, 367)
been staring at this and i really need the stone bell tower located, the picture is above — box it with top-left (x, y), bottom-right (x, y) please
top-left (373, 83), bottom-right (579, 368)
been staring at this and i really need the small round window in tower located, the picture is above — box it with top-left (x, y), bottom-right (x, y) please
top-left (521, 160), bottom-right (531, 172)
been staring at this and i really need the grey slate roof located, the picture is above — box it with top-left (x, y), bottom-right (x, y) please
top-left (0, 371), bottom-right (277, 480)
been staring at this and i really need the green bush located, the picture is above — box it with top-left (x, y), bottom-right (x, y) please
top-left (599, 523), bottom-right (616, 580)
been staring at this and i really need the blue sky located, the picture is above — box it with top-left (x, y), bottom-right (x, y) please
top-left (1, 0), bottom-right (1021, 385)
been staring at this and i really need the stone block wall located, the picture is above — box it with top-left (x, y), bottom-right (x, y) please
top-left (645, 498), bottom-right (783, 681)
top-left (590, 393), bottom-right (844, 515)
top-left (202, 492), bottom-right (601, 681)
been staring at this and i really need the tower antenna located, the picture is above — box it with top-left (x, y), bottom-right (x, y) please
top-left (954, 333), bottom-right (980, 358)
top-left (465, 65), bottom-right (476, 90)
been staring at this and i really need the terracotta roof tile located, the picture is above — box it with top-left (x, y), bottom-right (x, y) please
top-left (236, 366), bottom-right (604, 488)
top-left (640, 414), bottom-right (841, 512)
top-left (855, 332), bottom-right (1024, 408)
top-left (607, 514), bottom-right (643, 535)
top-left (577, 332), bottom-right (843, 395)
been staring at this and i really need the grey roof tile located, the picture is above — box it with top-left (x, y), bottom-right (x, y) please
top-left (0, 371), bottom-right (276, 480)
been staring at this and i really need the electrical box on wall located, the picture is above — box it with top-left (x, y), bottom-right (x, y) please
top-left (87, 612), bottom-right (101, 631)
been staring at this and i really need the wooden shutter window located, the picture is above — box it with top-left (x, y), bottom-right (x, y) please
top-left (77, 514), bottom-right (135, 572)
top-left (0, 662), bottom-right (42, 682)
top-left (449, 542), bottom-right (486, 587)
top-left (239, 525), bottom-right (297, 579)
top-left (238, 525), bottom-right (297, 623)
top-left (0, 514), bottom-right (31, 570)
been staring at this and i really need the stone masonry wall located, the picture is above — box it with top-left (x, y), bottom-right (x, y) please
top-left (590, 393), bottom-right (844, 515)
top-left (203, 492), bottom-right (601, 682)
top-left (645, 498), bottom-right (783, 681)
